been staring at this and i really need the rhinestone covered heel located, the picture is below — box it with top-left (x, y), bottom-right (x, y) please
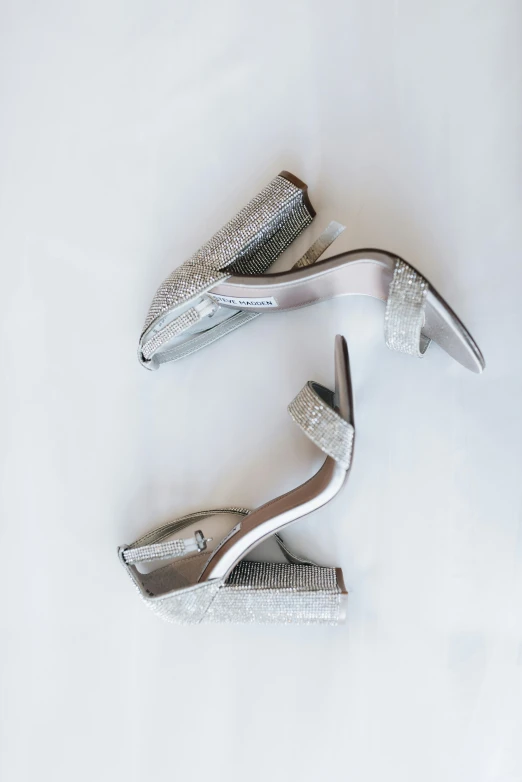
top-left (140, 170), bottom-right (484, 373)
top-left (139, 170), bottom-right (316, 369)
top-left (118, 336), bottom-right (354, 625)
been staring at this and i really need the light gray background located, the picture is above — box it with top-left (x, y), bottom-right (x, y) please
top-left (1, 2), bottom-right (521, 781)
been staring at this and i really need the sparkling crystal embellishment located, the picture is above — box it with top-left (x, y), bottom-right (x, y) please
top-left (384, 259), bottom-right (430, 357)
top-left (124, 560), bottom-right (344, 625)
top-left (140, 174), bottom-right (314, 361)
top-left (122, 539), bottom-right (186, 564)
top-left (288, 382), bottom-right (354, 469)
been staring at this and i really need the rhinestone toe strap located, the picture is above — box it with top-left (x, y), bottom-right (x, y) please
top-left (384, 259), bottom-right (431, 357)
top-left (288, 382), bottom-right (354, 470)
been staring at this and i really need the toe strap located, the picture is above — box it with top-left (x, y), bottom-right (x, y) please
top-left (384, 259), bottom-right (431, 357)
top-left (288, 381), bottom-right (354, 470)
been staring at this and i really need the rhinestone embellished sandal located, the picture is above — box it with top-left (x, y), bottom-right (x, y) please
top-left (139, 171), bottom-right (485, 373)
top-left (119, 335), bottom-right (354, 625)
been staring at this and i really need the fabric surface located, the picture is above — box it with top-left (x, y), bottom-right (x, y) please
top-left (0, 2), bottom-right (520, 782)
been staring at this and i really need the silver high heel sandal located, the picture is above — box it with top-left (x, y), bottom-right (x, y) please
top-left (139, 171), bottom-right (485, 373)
top-left (119, 335), bottom-right (354, 625)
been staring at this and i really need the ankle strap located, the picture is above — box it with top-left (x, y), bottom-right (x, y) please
top-left (118, 507), bottom-right (250, 567)
top-left (288, 381), bottom-right (354, 469)
top-left (121, 530), bottom-right (212, 565)
top-left (119, 508), bottom-right (318, 570)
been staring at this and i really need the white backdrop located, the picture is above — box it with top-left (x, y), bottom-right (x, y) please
top-left (1, 2), bottom-right (521, 781)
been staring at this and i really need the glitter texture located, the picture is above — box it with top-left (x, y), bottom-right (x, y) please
top-left (122, 539), bottom-right (186, 564)
top-left (119, 369), bottom-right (352, 623)
top-left (288, 382), bottom-right (354, 469)
top-left (146, 221), bottom-right (343, 365)
top-left (139, 174), bottom-right (314, 364)
top-left (124, 560), bottom-right (344, 625)
top-left (142, 580), bottom-right (224, 624)
top-left (141, 306), bottom-right (201, 360)
top-left (384, 259), bottom-right (430, 357)
top-left (205, 561), bottom-right (344, 625)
